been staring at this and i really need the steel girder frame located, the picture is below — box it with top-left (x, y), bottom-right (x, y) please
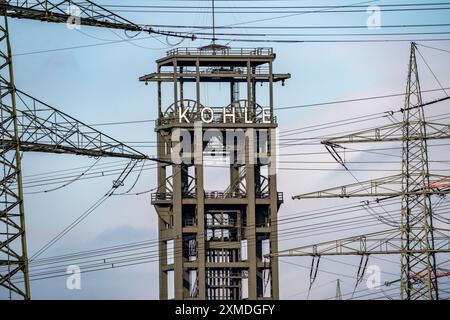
top-left (0, 12), bottom-right (29, 299)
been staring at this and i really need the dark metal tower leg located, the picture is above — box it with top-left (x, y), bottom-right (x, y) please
top-left (0, 13), bottom-right (30, 300)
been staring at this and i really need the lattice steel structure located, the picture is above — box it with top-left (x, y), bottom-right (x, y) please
top-left (400, 42), bottom-right (438, 300)
top-left (0, 13), bottom-right (29, 299)
top-left (142, 46), bottom-right (290, 300)
top-left (0, 1), bottom-right (165, 299)
top-left (0, 75), bottom-right (149, 300)
top-left (275, 42), bottom-right (450, 300)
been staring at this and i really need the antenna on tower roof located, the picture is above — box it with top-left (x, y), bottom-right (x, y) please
top-left (199, 0), bottom-right (229, 51)
top-left (212, 0), bottom-right (217, 45)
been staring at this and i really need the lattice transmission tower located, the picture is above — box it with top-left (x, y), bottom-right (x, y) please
top-left (273, 42), bottom-right (450, 300)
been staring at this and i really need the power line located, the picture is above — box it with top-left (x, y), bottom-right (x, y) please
top-left (54, 87), bottom-right (450, 131)
top-left (275, 87), bottom-right (450, 110)
top-left (4, 221), bottom-right (383, 282)
top-left (17, 104), bottom-right (450, 189)
top-left (202, 37), bottom-right (450, 44)
top-left (15, 211), bottom-right (414, 285)
top-left (28, 160), bottom-right (140, 261)
top-left (14, 216), bottom-right (396, 284)
top-left (89, 119), bottom-right (156, 127)
top-left (417, 43), bottom-right (450, 54)
top-left (31, 199), bottom-right (448, 268)
top-left (416, 48), bottom-right (449, 97)
top-left (100, 3), bottom-right (450, 10)
top-left (14, 35), bottom-right (450, 57)
top-left (100, 7), bottom-right (450, 14)
top-left (26, 158), bottom-right (102, 195)
top-left (147, 23), bottom-right (450, 30)
top-left (18, 145), bottom-right (450, 191)
top-left (9, 198), bottom-right (413, 273)
top-left (190, 31), bottom-right (450, 38)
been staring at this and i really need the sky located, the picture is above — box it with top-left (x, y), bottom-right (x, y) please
top-left (2, 0), bottom-right (450, 300)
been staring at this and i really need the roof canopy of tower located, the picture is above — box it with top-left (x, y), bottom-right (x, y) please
top-left (139, 72), bottom-right (291, 83)
top-left (141, 47), bottom-right (291, 83)
top-left (156, 47), bottom-right (278, 68)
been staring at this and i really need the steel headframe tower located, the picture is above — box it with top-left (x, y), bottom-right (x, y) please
top-left (273, 42), bottom-right (450, 300)
top-left (141, 46), bottom-right (290, 300)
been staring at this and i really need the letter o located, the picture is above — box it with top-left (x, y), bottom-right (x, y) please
top-left (201, 107), bottom-right (214, 123)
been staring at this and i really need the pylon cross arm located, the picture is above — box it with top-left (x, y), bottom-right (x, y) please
top-left (4, 89), bottom-right (149, 161)
top-left (293, 174), bottom-right (450, 200)
top-left (321, 119), bottom-right (450, 146)
top-left (1, 0), bottom-right (144, 33)
top-left (272, 229), bottom-right (450, 257)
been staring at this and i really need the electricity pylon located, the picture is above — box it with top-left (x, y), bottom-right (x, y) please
top-left (273, 43), bottom-right (450, 300)
top-left (0, 0), bottom-right (181, 299)
top-left (0, 79), bottom-right (150, 300)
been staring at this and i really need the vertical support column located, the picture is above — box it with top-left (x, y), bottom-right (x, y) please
top-left (158, 222), bottom-right (168, 299)
top-left (268, 60), bottom-right (279, 298)
top-left (230, 80), bottom-right (239, 193)
top-left (247, 60), bottom-right (254, 117)
top-left (195, 59), bottom-right (206, 299)
top-left (196, 59), bottom-right (201, 114)
top-left (230, 80), bottom-right (235, 104)
top-left (268, 128), bottom-right (279, 299)
top-left (269, 61), bottom-right (274, 117)
top-left (156, 63), bottom-right (164, 302)
top-left (171, 60), bottom-right (184, 299)
top-left (230, 166), bottom-right (240, 193)
top-left (195, 155), bottom-right (206, 299)
top-left (157, 64), bottom-right (162, 116)
top-left (173, 61), bottom-right (178, 113)
top-left (246, 150), bottom-right (257, 300)
top-left (180, 66), bottom-right (184, 109)
top-left (0, 14), bottom-right (30, 300)
top-left (156, 78), bottom-right (168, 299)
top-left (173, 163), bottom-right (184, 299)
top-left (252, 67), bottom-right (256, 109)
